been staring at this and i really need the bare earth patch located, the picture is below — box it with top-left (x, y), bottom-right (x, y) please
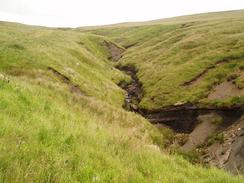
top-left (104, 41), bottom-right (125, 61)
top-left (208, 81), bottom-right (244, 100)
top-left (181, 113), bottom-right (219, 151)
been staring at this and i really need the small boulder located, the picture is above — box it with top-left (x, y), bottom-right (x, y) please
top-left (174, 101), bottom-right (185, 106)
top-left (0, 74), bottom-right (4, 79)
top-left (0, 74), bottom-right (9, 82)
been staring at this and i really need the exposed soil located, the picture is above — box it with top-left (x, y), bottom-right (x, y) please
top-left (104, 41), bottom-right (125, 61)
top-left (48, 67), bottom-right (85, 96)
top-left (142, 107), bottom-right (243, 133)
top-left (208, 81), bottom-right (244, 100)
top-left (181, 113), bottom-right (221, 151)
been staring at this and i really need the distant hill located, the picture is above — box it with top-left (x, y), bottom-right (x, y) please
top-left (79, 9), bottom-right (244, 110)
top-left (0, 10), bottom-right (243, 182)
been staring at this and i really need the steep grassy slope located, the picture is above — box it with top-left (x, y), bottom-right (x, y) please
top-left (0, 20), bottom-right (243, 182)
top-left (0, 21), bottom-right (128, 107)
top-left (82, 10), bottom-right (244, 110)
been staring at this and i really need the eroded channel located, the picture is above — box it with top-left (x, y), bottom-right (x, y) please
top-left (116, 64), bottom-right (243, 133)
top-left (105, 40), bottom-right (244, 174)
top-left (105, 40), bottom-right (243, 133)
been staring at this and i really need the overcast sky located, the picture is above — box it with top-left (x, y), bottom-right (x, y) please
top-left (0, 0), bottom-right (243, 28)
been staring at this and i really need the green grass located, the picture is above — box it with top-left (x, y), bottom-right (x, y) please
top-left (0, 11), bottom-right (244, 182)
top-left (0, 21), bottom-right (127, 107)
top-left (83, 10), bottom-right (244, 110)
top-left (0, 76), bottom-right (241, 182)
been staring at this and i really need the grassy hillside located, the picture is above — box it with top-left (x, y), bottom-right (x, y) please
top-left (0, 22), bottom-right (128, 107)
top-left (80, 10), bottom-right (244, 29)
top-left (82, 10), bottom-right (244, 110)
top-left (0, 15), bottom-right (243, 182)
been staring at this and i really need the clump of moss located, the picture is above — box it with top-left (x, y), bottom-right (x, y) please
top-left (211, 114), bottom-right (223, 125)
top-left (227, 73), bottom-right (239, 81)
top-left (177, 150), bottom-right (200, 164)
top-left (234, 76), bottom-right (244, 89)
top-left (207, 132), bottom-right (224, 146)
top-left (8, 43), bottom-right (25, 50)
